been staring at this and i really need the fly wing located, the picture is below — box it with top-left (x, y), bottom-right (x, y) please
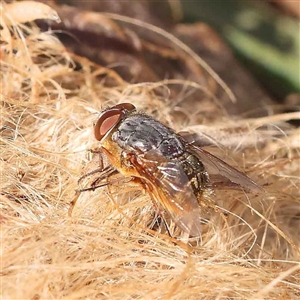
top-left (137, 151), bottom-right (205, 237)
top-left (189, 144), bottom-right (263, 193)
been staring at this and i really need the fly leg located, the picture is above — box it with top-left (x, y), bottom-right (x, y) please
top-left (77, 165), bottom-right (118, 190)
top-left (70, 166), bottom-right (116, 216)
top-left (130, 176), bottom-right (172, 237)
top-left (77, 167), bottom-right (120, 193)
top-left (206, 199), bottom-right (230, 232)
top-left (69, 193), bottom-right (80, 217)
top-left (121, 151), bottom-right (173, 236)
top-left (77, 148), bottom-right (104, 186)
top-left (78, 167), bottom-right (104, 186)
top-left (201, 190), bottom-right (230, 232)
top-left (150, 213), bottom-right (172, 237)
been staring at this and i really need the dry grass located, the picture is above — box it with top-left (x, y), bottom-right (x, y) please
top-left (1, 2), bottom-right (300, 299)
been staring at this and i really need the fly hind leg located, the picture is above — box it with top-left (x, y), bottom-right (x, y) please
top-left (133, 177), bottom-right (172, 237)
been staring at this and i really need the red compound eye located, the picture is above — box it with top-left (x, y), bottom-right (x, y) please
top-left (114, 103), bottom-right (136, 111)
top-left (94, 103), bottom-right (136, 141)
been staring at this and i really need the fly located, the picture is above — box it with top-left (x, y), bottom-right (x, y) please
top-left (76, 103), bottom-right (262, 237)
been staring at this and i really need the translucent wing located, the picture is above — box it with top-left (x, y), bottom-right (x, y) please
top-left (135, 151), bottom-right (205, 237)
top-left (189, 144), bottom-right (263, 193)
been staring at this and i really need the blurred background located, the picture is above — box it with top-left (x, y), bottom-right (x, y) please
top-left (180, 0), bottom-right (299, 101)
top-left (56, 0), bottom-right (299, 101)
top-left (35, 0), bottom-right (300, 122)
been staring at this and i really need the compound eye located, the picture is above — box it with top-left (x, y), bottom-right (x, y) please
top-left (114, 103), bottom-right (136, 112)
top-left (94, 109), bottom-right (122, 141)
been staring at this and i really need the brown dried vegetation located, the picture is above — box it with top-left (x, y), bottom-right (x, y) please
top-left (1, 1), bottom-right (299, 299)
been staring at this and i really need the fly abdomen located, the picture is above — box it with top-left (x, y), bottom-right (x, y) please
top-left (179, 151), bottom-right (210, 198)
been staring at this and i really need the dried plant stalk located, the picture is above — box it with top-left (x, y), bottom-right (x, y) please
top-left (1, 2), bottom-right (299, 299)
